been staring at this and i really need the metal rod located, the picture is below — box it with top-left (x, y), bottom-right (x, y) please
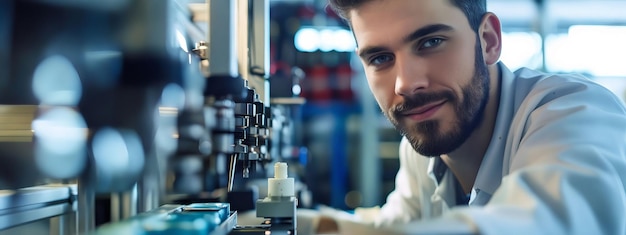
top-left (77, 173), bottom-right (94, 234)
top-left (122, 184), bottom-right (138, 219)
top-left (228, 154), bottom-right (237, 192)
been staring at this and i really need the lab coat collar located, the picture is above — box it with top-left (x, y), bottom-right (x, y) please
top-left (428, 156), bottom-right (447, 184)
top-left (428, 157), bottom-right (457, 208)
top-left (470, 62), bottom-right (515, 203)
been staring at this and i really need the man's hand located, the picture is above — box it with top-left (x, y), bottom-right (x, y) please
top-left (316, 215), bottom-right (339, 234)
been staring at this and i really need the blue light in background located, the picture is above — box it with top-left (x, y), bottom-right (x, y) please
top-left (294, 27), bottom-right (356, 52)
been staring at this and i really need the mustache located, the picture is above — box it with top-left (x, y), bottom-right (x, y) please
top-left (391, 91), bottom-right (455, 115)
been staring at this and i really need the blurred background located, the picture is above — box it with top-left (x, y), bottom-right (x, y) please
top-left (1, 0), bottom-right (625, 234)
top-left (264, 0), bottom-right (626, 210)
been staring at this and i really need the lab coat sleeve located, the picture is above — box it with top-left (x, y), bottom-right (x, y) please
top-left (360, 137), bottom-right (434, 226)
top-left (451, 77), bottom-right (626, 234)
top-left (294, 138), bottom-right (434, 234)
top-left (332, 137), bottom-right (475, 235)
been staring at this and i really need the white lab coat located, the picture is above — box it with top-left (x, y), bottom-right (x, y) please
top-left (299, 63), bottom-right (626, 235)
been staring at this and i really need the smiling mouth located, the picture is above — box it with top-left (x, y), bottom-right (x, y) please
top-left (400, 100), bottom-right (447, 121)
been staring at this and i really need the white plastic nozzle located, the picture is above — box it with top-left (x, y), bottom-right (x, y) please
top-left (275, 162), bottom-right (288, 179)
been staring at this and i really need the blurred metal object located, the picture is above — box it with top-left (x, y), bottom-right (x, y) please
top-left (0, 105), bottom-right (39, 190)
top-left (0, 0), bottom-right (201, 232)
top-left (0, 184), bottom-right (77, 233)
top-left (0, 0), bottom-right (304, 234)
top-left (0, 106), bottom-right (35, 142)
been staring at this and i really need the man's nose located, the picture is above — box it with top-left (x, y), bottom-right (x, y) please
top-left (394, 55), bottom-right (429, 96)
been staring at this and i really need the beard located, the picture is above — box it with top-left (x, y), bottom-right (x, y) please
top-left (385, 41), bottom-right (491, 157)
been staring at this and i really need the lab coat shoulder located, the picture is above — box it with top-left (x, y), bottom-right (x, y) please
top-left (507, 69), bottom-right (626, 168)
top-left (462, 69), bottom-right (626, 235)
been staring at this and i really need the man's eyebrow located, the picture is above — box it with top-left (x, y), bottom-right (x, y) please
top-left (358, 24), bottom-right (454, 59)
top-left (358, 46), bottom-right (387, 59)
top-left (403, 24), bottom-right (454, 44)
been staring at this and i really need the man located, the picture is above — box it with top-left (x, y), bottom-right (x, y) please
top-left (302, 0), bottom-right (626, 234)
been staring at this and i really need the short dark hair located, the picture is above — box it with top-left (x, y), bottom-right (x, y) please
top-left (327, 0), bottom-right (487, 32)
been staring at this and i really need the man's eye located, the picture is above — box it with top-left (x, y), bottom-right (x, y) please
top-left (369, 54), bottom-right (393, 66)
top-left (421, 38), bottom-right (444, 49)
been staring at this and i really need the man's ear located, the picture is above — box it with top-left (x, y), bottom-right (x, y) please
top-left (479, 12), bottom-right (502, 65)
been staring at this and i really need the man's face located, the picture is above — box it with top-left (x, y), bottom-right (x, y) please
top-left (351, 0), bottom-right (490, 156)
